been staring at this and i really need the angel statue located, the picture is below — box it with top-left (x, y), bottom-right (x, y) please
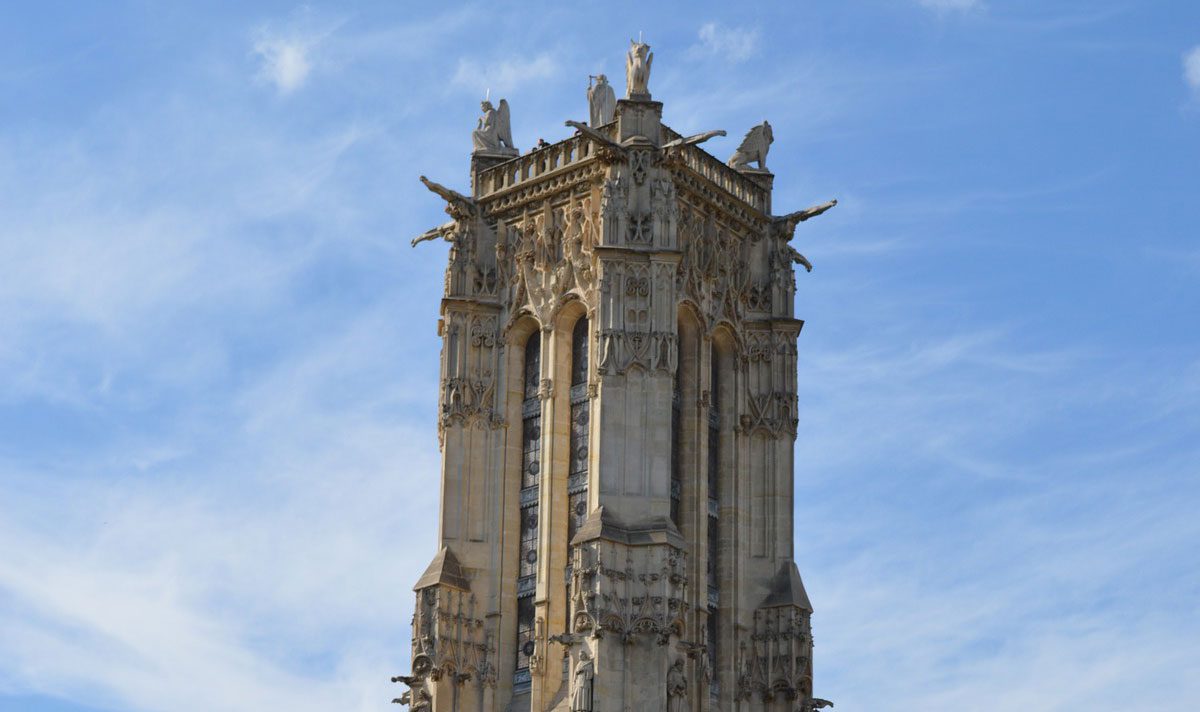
top-left (727, 121), bottom-right (774, 171)
top-left (625, 39), bottom-right (653, 98)
top-left (472, 97), bottom-right (518, 155)
top-left (587, 74), bottom-right (616, 126)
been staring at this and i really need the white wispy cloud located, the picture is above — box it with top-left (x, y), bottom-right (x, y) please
top-left (451, 53), bottom-right (558, 95)
top-left (0, 16), bottom-right (442, 709)
top-left (251, 12), bottom-right (345, 95)
top-left (691, 22), bottom-right (760, 63)
top-left (1185, 46), bottom-right (1200, 93)
top-left (254, 35), bottom-right (312, 93)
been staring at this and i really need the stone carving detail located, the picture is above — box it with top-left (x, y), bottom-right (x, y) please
top-left (509, 197), bottom-right (599, 323)
top-left (625, 40), bottom-right (653, 98)
top-left (735, 607), bottom-right (813, 704)
top-left (746, 279), bottom-right (772, 312)
top-left (737, 329), bottom-right (798, 439)
top-left (597, 261), bottom-right (677, 375)
top-left (629, 149), bottom-right (651, 185)
top-left (440, 313), bottom-right (501, 432)
top-left (649, 178), bottom-right (678, 249)
top-left (570, 649), bottom-right (594, 711)
top-left (409, 586), bottom-right (497, 691)
top-left (728, 121), bottom-right (773, 171)
top-left (412, 177), bottom-right (496, 302)
top-left (588, 74), bottom-right (616, 127)
top-left (569, 540), bottom-right (688, 644)
top-left (472, 97), bottom-right (517, 155)
top-left (414, 176), bottom-right (500, 302)
top-left (666, 658), bottom-right (688, 712)
top-left (600, 173), bottom-right (629, 246)
top-left (676, 204), bottom-right (751, 330)
top-left (628, 212), bottom-right (652, 245)
top-left (392, 684), bottom-right (431, 710)
top-left (771, 199), bottom-right (838, 275)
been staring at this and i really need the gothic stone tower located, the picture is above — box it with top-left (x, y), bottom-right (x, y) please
top-left (397, 42), bottom-right (835, 712)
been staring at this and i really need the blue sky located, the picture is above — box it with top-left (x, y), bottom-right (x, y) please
top-left (1, 1), bottom-right (1198, 710)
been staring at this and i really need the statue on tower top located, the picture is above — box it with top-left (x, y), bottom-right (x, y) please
top-left (625, 39), bottom-right (653, 98)
top-left (472, 95), bottom-right (517, 155)
top-left (728, 120), bottom-right (773, 171)
top-left (587, 74), bottom-right (616, 126)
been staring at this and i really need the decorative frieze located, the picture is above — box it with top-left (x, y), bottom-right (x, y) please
top-left (735, 607), bottom-right (813, 704)
top-left (568, 512), bottom-right (690, 645)
top-left (439, 312), bottom-right (501, 431)
top-left (597, 261), bottom-right (677, 375)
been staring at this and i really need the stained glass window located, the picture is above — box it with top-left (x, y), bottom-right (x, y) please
top-left (515, 331), bottom-right (541, 690)
top-left (567, 318), bottom-right (590, 614)
top-left (707, 352), bottom-right (722, 699)
top-left (671, 355), bottom-right (682, 526)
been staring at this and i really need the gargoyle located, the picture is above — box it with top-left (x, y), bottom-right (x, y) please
top-left (419, 175), bottom-right (477, 222)
top-left (662, 129), bottom-right (726, 149)
top-left (565, 120), bottom-right (628, 161)
top-left (772, 199), bottom-right (837, 273)
top-left (410, 221), bottom-right (456, 248)
top-left (772, 199), bottom-right (838, 235)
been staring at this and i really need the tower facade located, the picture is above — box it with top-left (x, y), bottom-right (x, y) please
top-left (397, 43), bottom-right (835, 712)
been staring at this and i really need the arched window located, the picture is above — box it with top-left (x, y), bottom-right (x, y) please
top-left (514, 331), bottom-right (541, 691)
top-left (706, 349), bottom-right (722, 700)
top-left (566, 317), bottom-right (590, 612)
top-left (671, 355), bottom-right (682, 526)
top-left (567, 318), bottom-right (590, 541)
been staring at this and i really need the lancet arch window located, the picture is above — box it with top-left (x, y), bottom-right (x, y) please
top-left (567, 318), bottom-right (590, 543)
top-left (671, 355), bottom-right (682, 526)
top-left (706, 346), bottom-right (723, 701)
top-left (566, 317), bottom-right (590, 613)
top-left (514, 330), bottom-right (541, 691)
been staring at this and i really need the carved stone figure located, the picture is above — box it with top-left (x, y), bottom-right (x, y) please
top-left (811, 699), bottom-right (835, 710)
top-left (666, 658), bottom-right (688, 712)
top-left (392, 685), bottom-right (431, 711)
top-left (696, 644), bottom-right (712, 686)
top-left (565, 120), bottom-right (627, 161)
top-left (771, 199), bottom-right (838, 273)
top-left (472, 98), bottom-right (517, 155)
top-left (571, 650), bottom-right (594, 712)
top-left (588, 74), bottom-right (616, 126)
top-left (625, 40), bottom-right (653, 98)
top-left (782, 243), bottom-right (813, 273)
top-left (409, 688), bottom-right (432, 711)
top-left (662, 129), bottom-right (726, 149)
top-left (417, 176), bottom-right (477, 222)
top-left (727, 121), bottom-right (774, 171)
top-left (773, 199), bottom-right (838, 232)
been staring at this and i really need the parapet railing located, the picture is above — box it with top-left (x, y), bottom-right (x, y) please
top-left (475, 125), bottom-right (768, 214)
top-left (663, 127), bottom-right (768, 213)
top-left (476, 135), bottom-right (596, 197)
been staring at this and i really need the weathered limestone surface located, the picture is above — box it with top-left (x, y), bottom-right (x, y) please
top-left (397, 42), bottom-right (836, 712)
